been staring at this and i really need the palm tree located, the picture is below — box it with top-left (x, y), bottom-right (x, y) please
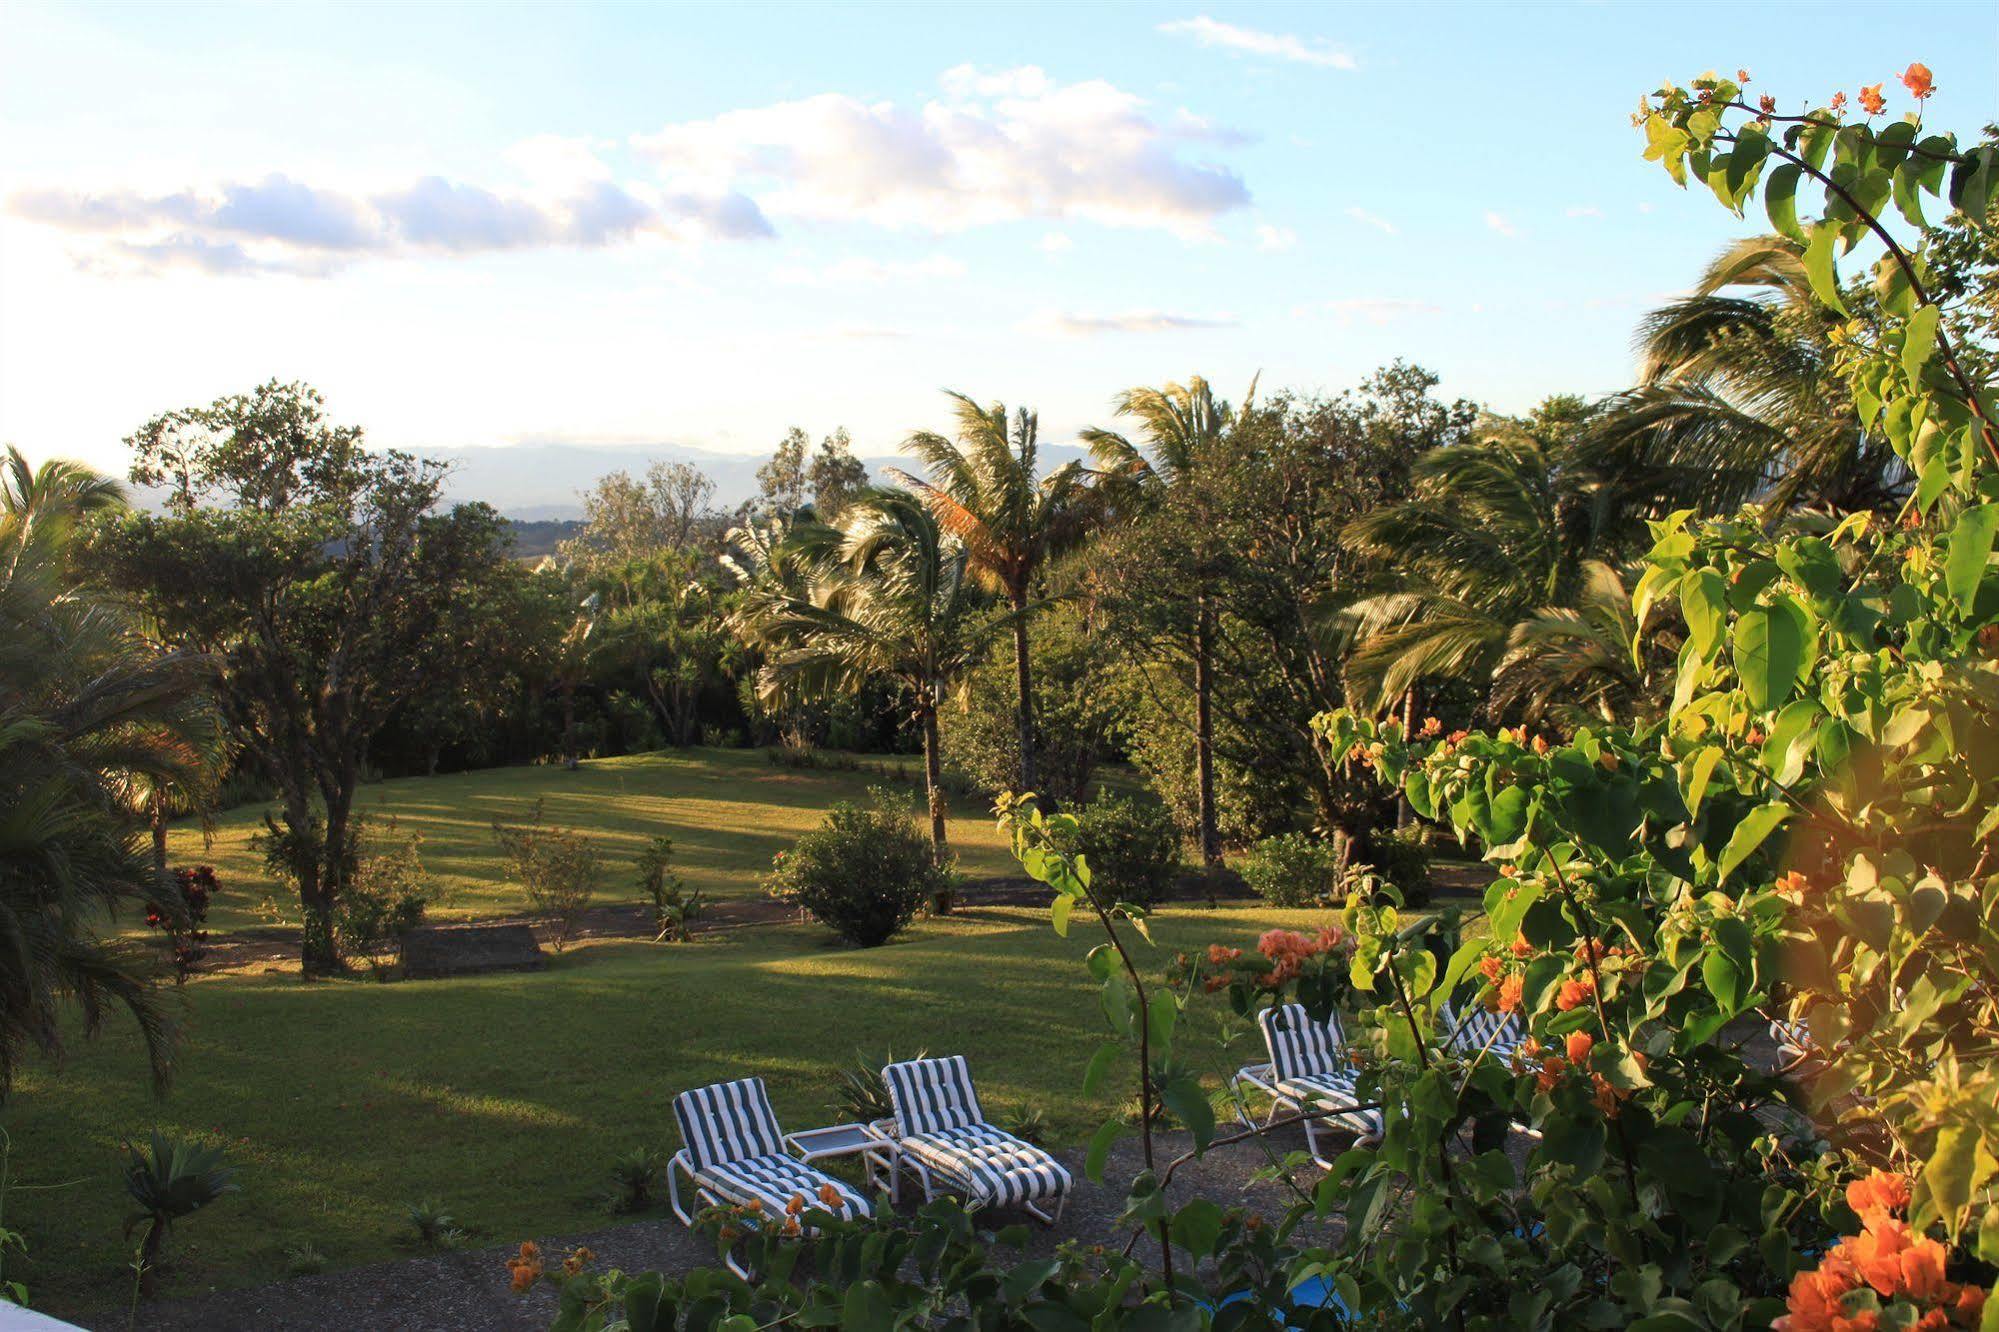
top-left (1338, 415), bottom-right (1620, 714)
top-left (891, 392), bottom-right (1093, 798)
top-left (1080, 376), bottom-right (1246, 866)
top-left (1585, 236), bottom-right (1907, 513)
top-left (1486, 561), bottom-right (1678, 728)
top-left (0, 447), bottom-right (220, 1095)
top-left (728, 489), bottom-right (996, 878)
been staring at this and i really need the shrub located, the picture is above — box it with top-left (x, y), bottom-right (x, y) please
top-left (1237, 831), bottom-right (1341, 907)
top-left (765, 788), bottom-right (950, 947)
top-left (282, 1241), bottom-right (327, 1277)
top-left (401, 1199), bottom-right (467, 1251)
top-left (1355, 824), bottom-right (1432, 905)
top-left (999, 1103), bottom-right (1049, 1146)
top-left (122, 1131), bottom-right (236, 1296)
top-left (634, 836), bottom-right (705, 942)
top-left (1049, 791), bottom-right (1180, 908)
top-left (826, 1048), bottom-right (923, 1124)
top-left (492, 801), bottom-right (602, 950)
top-left (605, 1148), bottom-right (665, 1215)
top-left (334, 830), bottom-right (435, 975)
top-left (145, 865), bottom-right (218, 982)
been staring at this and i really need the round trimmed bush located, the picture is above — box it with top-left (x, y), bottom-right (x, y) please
top-left (765, 787), bottom-right (953, 947)
top-left (1238, 831), bottom-right (1341, 908)
top-left (1050, 791), bottom-right (1181, 908)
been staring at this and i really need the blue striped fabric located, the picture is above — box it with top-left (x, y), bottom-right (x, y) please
top-left (1279, 1070), bottom-right (1385, 1139)
top-left (1258, 1004), bottom-right (1351, 1082)
top-left (701, 1153), bottom-right (870, 1221)
top-left (1442, 1000), bottom-right (1527, 1059)
top-left (898, 1123), bottom-right (1071, 1210)
top-left (673, 1077), bottom-right (787, 1170)
top-left (883, 1055), bottom-right (983, 1136)
top-left (1771, 1017), bottom-right (1813, 1060)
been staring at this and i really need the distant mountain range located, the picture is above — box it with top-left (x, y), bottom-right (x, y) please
top-left (412, 439), bottom-right (1094, 520)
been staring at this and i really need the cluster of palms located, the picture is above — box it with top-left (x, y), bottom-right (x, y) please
top-left (0, 448), bottom-right (221, 1094)
top-left (731, 233), bottom-right (1905, 866)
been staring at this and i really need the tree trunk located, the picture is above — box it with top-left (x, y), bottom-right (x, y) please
top-left (560, 681), bottom-right (579, 771)
top-left (920, 706), bottom-right (952, 912)
top-left (149, 790), bottom-right (170, 890)
top-left (1011, 591), bottom-right (1038, 797)
top-left (1397, 690), bottom-right (1415, 829)
top-left (1193, 593), bottom-right (1221, 869)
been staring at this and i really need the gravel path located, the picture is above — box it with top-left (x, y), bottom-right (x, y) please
top-left (84, 1130), bottom-right (1340, 1332)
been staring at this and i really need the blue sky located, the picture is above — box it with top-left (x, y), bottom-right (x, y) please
top-left (2, 0), bottom-right (1992, 477)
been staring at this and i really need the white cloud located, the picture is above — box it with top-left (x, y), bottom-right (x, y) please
top-left (771, 254), bottom-right (966, 286)
top-left (1300, 297), bottom-right (1442, 326)
top-left (632, 65), bottom-right (1250, 236)
top-left (1158, 16), bottom-right (1356, 69)
top-left (1483, 210), bottom-right (1518, 238)
top-left (1565, 205), bottom-right (1604, 219)
top-left (1039, 232), bottom-right (1073, 252)
top-left (9, 171), bottom-right (772, 275)
top-left (1637, 202), bottom-right (1656, 215)
top-left (1032, 309), bottom-right (1237, 336)
top-left (1255, 224), bottom-right (1296, 252)
top-left (1345, 206), bottom-right (1397, 236)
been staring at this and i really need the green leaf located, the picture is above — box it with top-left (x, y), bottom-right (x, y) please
top-left (841, 1281), bottom-right (895, 1332)
top-left (1050, 893), bottom-right (1073, 937)
top-left (1680, 568), bottom-right (1727, 659)
top-left (1159, 1073), bottom-right (1216, 1152)
top-left (1681, 746), bottom-right (1723, 818)
top-left (1803, 221), bottom-right (1849, 315)
top-left (1765, 163), bottom-right (1806, 242)
top-left (1924, 1125), bottom-right (1978, 1234)
top-left (1169, 1198), bottom-right (1225, 1259)
top-left (1082, 1041), bottom-right (1121, 1097)
top-left (1717, 803), bottom-right (1789, 885)
top-left (1945, 504), bottom-right (1998, 613)
top-left (1084, 1118), bottom-right (1121, 1184)
top-left (1902, 303), bottom-right (1941, 384)
top-left (1731, 604), bottom-right (1806, 710)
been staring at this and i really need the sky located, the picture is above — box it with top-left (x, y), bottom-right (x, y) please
top-left (1, 0), bottom-right (1994, 479)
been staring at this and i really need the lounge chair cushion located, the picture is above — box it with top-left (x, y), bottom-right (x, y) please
top-left (900, 1123), bottom-right (1071, 1210)
top-left (1444, 1001), bottom-right (1527, 1060)
top-left (674, 1077), bottom-right (787, 1170)
top-left (1275, 1070), bottom-right (1385, 1141)
top-left (700, 1152), bottom-right (871, 1222)
top-left (883, 1055), bottom-right (985, 1136)
top-left (1259, 1003), bottom-right (1351, 1082)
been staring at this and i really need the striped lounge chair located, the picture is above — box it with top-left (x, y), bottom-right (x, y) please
top-left (669, 1077), bottom-right (870, 1274)
top-left (1770, 1016), bottom-right (1815, 1067)
top-left (1228, 1004), bottom-right (1384, 1167)
top-left (882, 1055), bottom-right (1071, 1224)
top-left (1441, 997), bottom-right (1528, 1062)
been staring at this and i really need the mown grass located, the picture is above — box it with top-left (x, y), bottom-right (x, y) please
top-left (12, 905), bottom-right (1336, 1315)
top-left (162, 748), bottom-right (1021, 933)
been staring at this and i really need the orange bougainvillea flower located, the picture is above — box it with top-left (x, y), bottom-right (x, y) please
top-left (1846, 1169), bottom-right (1912, 1223)
top-left (1510, 932), bottom-right (1534, 958)
top-left (1859, 83), bottom-right (1886, 114)
top-left (818, 1182), bottom-right (843, 1209)
top-left (1208, 943), bottom-right (1242, 966)
top-left (1556, 976), bottom-right (1595, 1012)
top-left (1479, 955), bottom-right (1504, 984)
top-left (1829, 91), bottom-right (1848, 112)
top-left (1531, 735), bottom-right (1550, 755)
top-left (786, 1193), bottom-right (806, 1215)
top-left (1845, 1217), bottom-right (1917, 1297)
top-left (1535, 1056), bottom-right (1566, 1093)
top-left (1902, 62), bottom-right (1934, 99)
top-left (1759, 93), bottom-right (1777, 115)
top-left (1494, 974), bottom-right (1524, 1014)
top-left (1565, 1031), bottom-right (1595, 1064)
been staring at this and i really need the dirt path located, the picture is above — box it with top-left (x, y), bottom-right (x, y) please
top-left (85, 1130), bottom-right (1341, 1332)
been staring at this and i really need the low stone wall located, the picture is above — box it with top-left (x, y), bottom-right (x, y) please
top-left (400, 923), bottom-right (546, 979)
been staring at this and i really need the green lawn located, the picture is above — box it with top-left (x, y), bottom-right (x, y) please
top-left (164, 748), bottom-right (1023, 934)
top-left (11, 905), bottom-right (1332, 1315)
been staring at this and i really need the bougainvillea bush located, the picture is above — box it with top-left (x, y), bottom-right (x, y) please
top-left (511, 66), bottom-right (1996, 1332)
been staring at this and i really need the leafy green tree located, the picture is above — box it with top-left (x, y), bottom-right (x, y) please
top-left (589, 550), bottom-right (732, 747)
top-left (728, 489), bottom-right (998, 867)
top-left (1587, 236), bottom-right (1907, 513)
top-left (1083, 375), bottom-right (1242, 864)
top-left (0, 447), bottom-right (220, 1093)
top-left (807, 427), bottom-right (867, 520)
top-left (91, 381), bottom-right (516, 972)
top-left (894, 391), bottom-right (1093, 797)
top-left (564, 461), bottom-right (715, 565)
top-left (753, 427), bottom-right (810, 517)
